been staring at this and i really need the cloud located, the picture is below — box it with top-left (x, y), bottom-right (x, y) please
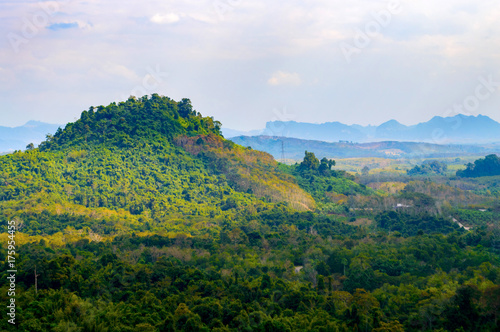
top-left (2, 0), bottom-right (500, 129)
top-left (47, 22), bottom-right (79, 31)
top-left (267, 71), bottom-right (302, 86)
top-left (150, 13), bottom-right (181, 24)
top-left (92, 62), bottom-right (140, 81)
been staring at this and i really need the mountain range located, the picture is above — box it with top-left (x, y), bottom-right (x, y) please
top-left (230, 136), bottom-right (500, 160)
top-left (0, 120), bottom-right (61, 153)
top-left (223, 114), bottom-right (500, 144)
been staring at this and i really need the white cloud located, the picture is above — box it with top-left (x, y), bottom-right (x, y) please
top-left (94, 62), bottom-right (140, 81)
top-left (267, 71), bottom-right (302, 86)
top-left (150, 13), bottom-right (181, 24)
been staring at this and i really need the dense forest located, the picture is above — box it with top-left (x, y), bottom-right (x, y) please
top-left (1, 95), bottom-right (499, 331)
top-left (407, 160), bottom-right (448, 176)
top-left (457, 154), bottom-right (500, 178)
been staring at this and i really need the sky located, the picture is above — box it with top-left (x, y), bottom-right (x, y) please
top-left (1, 0), bottom-right (500, 131)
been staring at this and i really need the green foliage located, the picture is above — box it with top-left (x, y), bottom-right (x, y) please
top-left (452, 208), bottom-right (499, 227)
top-left (375, 211), bottom-right (459, 236)
top-left (0, 95), bottom-right (317, 237)
top-left (457, 154), bottom-right (500, 177)
top-left (285, 151), bottom-right (372, 202)
top-left (298, 151), bottom-right (320, 171)
top-left (398, 191), bottom-right (436, 211)
top-left (0, 144), bottom-right (258, 236)
top-left (2, 222), bottom-right (499, 331)
top-left (297, 151), bottom-right (336, 176)
top-left (39, 94), bottom-right (222, 151)
top-left (407, 160), bottom-right (448, 175)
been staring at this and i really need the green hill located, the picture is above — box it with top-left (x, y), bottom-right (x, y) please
top-left (0, 94), bottom-right (314, 239)
top-left (39, 95), bottom-right (220, 151)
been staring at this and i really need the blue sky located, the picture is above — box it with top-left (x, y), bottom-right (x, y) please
top-left (1, 0), bottom-right (500, 131)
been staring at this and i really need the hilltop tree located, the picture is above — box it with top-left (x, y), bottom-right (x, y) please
top-left (299, 151), bottom-right (320, 171)
top-left (178, 98), bottom-right (194, 118)
top-left (319, 157), bottom-right (336, 175)
top-left (291, 150), bottom-right (369, 200)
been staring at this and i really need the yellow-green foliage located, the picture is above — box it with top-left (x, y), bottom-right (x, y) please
top-left (405, 180), bottom-right (480, 205)
top-left (175, 134), bottom-right (316, 211)
top-left (368, 182), bottom-right (407, 194)
top-left (0, 143), bottom-right (259, 238)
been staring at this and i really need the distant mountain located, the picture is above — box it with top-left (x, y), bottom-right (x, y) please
top-left (230, 135), bottom-right (500, 160)
top-left (0, 120), bottom-right (61, 152)
top-left (263, 121), bottom-right (366, 142)
top-left (406, 115), bottom-right (500, 143)
top-left (375, 120), bottom-right (410, 140)
top-left (224, 114), bottom-right (500, 144)
top-left (221, 127), bottom-right (262, 138)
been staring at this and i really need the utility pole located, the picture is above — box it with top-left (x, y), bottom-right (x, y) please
top-left (281, 140), bottom-right (285, 164)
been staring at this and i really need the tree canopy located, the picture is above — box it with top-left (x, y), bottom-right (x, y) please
top-left (457, 154), bottom-right (500, 177)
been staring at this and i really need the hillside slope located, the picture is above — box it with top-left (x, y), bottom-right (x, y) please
top-left (0, 95), bottom-right (314, 238)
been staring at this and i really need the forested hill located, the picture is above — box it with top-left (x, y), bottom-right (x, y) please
top-left (38, 94), bottom-right (221, 151)
top-left (0, 95), bottom-right (317, 238)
